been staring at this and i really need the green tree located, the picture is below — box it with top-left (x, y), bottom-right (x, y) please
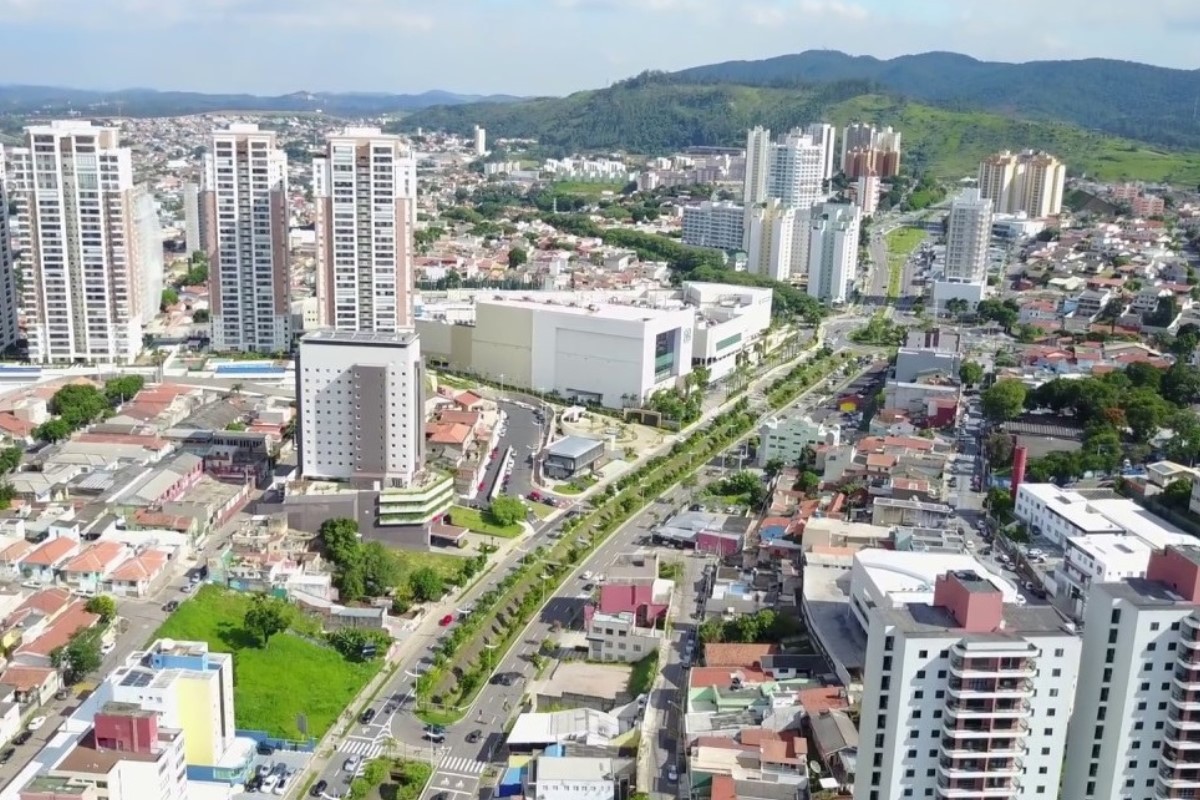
top-left (1166, 410), bottom-right (1200, 465)
top-left (1163, 478), bottom-right (1194, 509)
top-left (1123, 389), bottom-right (1171, 443)
top-left (507, 246), bottom-right (528, 269)
top-left (360, 542), bottom-right (401, 596)
top-left (53, 630), bottom-right (103, 683)
top-left (104, 375), bottom-right (145, 405)
top-left (50, 384), bottom-right (110, 428)
top-left (243, 594), bottom-right (294, 648)
top-left (0, 446), bottom-right (22, 474)
top-left (1124, 361), bottom-right (1164, 392)
top-left (84, 595), bottom-right (117, 624)
top-left (319, 518), bottom-right (362, 564)
top-left (488, 495), bottom-right (527, 527)
top-left (985, 487), bottom-right (1015, 520)
top-left (192, 309), bottom-right (210, 323)
top-left (795, 471), bottom-right (821, 495)
top-left (34, 418), bottom-right (72, 443)
top-left (764, 458), bottom-right (786, 478)
top-left (1163, 363), bottom-right (1200, 406)
top-left (161, 287), bottom-right (180, 310)
top-left (959, 360), bottom-right (985, 387)
top-left (981, 379), bottom-right (1028, 422)
top-left (407, 566), bottom-right (445, 602)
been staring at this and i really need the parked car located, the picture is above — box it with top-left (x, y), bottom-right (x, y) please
top-left (0, 747), bottom-right (14, 764)
top-left (310, 780), bottom-right (328, 797)
top-left (27, 716), bottom-right (46, 731)
top-left (439, 614), bottom-right (454, 627)
top-left (256, 741), bottom-right (275, 756)
top-left (180, 583), bottom-right (195, 594)
top-left (12, 730), bottom-right (31, 746)
top-left (261, 773), bottom-right (279, 793)
top-left (163, 600), bottom-right (179, 612)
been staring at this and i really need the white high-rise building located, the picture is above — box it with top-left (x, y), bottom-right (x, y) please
top-left (132, 187), bottom-right (164, 326)
top-left (743, 126), bottom-right (771, 207)
top-left (976, 150), bottom-right (1065, 217)
top-left (944, 189), bottom-right (993, 283)
top-left (182, 181), bottom-right (201, 255)
top-left (1063, 545), bottom-right (1200, 800)
top-left (313, 127), bottom-right (417, 333)
top-left (8, 121), bottom-right (145, 364)
top-left (200, 123), bottom-right (291, 353)
top-left (855, 173), bottom-right (880, 216)
top-left (806, 203), bottom-right (861, 304)
top-left (854, 568), bottom-right (1081, 800)
top-left (297, 330), bottom-right (425, 487)
top-left (767, 130), bottom-right (824, 210)
top-left (474, 125), bottom-right (487, 157)
top-left (805, 123), bottom-right (837, 183)
top-left (681, 201), bottom-right (745, 252)
top-left (0, 146), bottom-right (19, 351)
top-left (746, 200), bottom-right (797, 282)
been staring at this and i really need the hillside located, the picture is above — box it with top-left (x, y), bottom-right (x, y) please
top-left (670, 50), bottom-right (1200, 151)
top-left (395, 79), bottom-right (1200, 185)
top-left (0, 85), bottom-right (521, 117)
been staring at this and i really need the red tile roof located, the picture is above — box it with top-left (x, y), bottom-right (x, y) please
top-left (23, 537), bottom-right (79, 567)
top-left (16, 587), bottom-right (73, 618)
top-left (796, 686), bottom-right (850, 715)
top-left (17, 600), bottom-right (99, 657)
top-left (703, 643), bottom-right (779, 669)
top-left (61, 541), bottom-right (127, 575)
top-left (110, 550), bottom-right (170, 582)
top-left (0, 664), bottom-right (56, 692)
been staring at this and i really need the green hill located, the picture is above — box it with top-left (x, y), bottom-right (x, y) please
top-left (396, 78), bottom-right (1200, 185)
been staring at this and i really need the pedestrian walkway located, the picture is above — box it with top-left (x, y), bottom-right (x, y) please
top-left (340, 738), bottom-right (384, 759)
top-left (438, 755), bottom-right (488, 775)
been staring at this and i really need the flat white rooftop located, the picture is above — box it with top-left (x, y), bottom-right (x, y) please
top-left (479, 296), bottom-right (691, 323)
top-left (1086, 498), bottom-right (1192, 550)
top-left (1068, 533), bottom-right (1152, 571)
top-left (854, 549), bottom-right (1020, 604)
top-left (1018, 484), bottom-right (1122, 534)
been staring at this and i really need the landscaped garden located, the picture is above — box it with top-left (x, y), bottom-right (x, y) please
top-left (153, 586), bottom-right (382, 739)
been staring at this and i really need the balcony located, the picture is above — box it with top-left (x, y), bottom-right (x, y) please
top-left (1167, 726), bottom-right (1200, 749)
top-left (938, 757), bottom-right (1023, 778)
top-left (941, 739), bottom-right (1022, 757)
top-left (943, 718), bottom-right (1030, 738)
top-left (1170, 708), bottom-right (1200, 730)
top-left (946, 677), bottom-right (1034, 698)
top-left (945, 699), bottom-right (1031, 720)
top-left (936, 775), bottom-right (1021, 798)
top-left (1158, 765), bottom-right (1200, 789)
top-left (1164, 746), bottom-right (1200, 768)
top-left (1174, 688), bottom-right (1200, 710)
top-left (1179, 666), bottom-right (1200, 689)
top-left (949, 654), bottom-right (1035, 679)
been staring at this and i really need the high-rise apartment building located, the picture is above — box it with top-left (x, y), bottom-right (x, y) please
top-left (767, 130), bottom-right (825, 210)
top-left (0, 146), bottom-right (20, 351)
top-left (742, 126), bottom-right (771, 208)
top-left (976, 150), bottom-right (1065, 217)
top-left (1063, 545), bottom-right (1200, 800)
top-left (944, 189), bottom-right (993, 283)
top-left (313, 127), bottom-right (417, 333)
top-left (132, 187), bottom-right (164, 326)
top-left (841, 124), bottom-right (902, 178)
top-left (200, 123), bottom-right (290, 353)
top-left (805, 123), bottom-right (837, 183)
top-left (8, 121), bottom-right (146, 364)
top-left (854, 569), bottom-right (1081, 800)
top-left (296, 330), bottom-right (425, 487)
top-left (681, 201), bottom-right (745, 252)
top-left (746, 200), bottom-right (797, 282)
top-left (182, 182), bottom-right (201, 255)
top-left (841, 122), bottom-right (877, 171)
top-left (806, 203), bottom-right (861, 304)
top-left (473, 125), bottom-right (487, 157)
top-left (855, 173), bottom-right (880, 216)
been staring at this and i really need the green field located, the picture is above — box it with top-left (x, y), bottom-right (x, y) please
top-left (153, 586), bottom-right (380, 740)
top-left (885, 227), bottom-right (925, 303)
top-left (394, 549), bottom-right (470, 583)
top-left (549, 180), bottom-right (627, 197)
top-left (447, 505), bottom-right (523, 538)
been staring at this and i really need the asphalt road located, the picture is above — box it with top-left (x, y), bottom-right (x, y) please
top-left (474, 401), bottom-right (544, 504)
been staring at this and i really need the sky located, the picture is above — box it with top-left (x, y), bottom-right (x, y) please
top-left (0, 0), bottom-right (1196, 96)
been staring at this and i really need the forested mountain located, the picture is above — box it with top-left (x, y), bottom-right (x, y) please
top-left (395, 75), bottom-right (1200, 185)
top-left (670, 50), bottom-right (1200, 150)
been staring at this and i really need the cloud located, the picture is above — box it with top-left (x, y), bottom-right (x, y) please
top-left (0, 0), bottom-right (435, 28)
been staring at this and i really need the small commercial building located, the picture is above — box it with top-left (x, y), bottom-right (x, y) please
top-left (543, 436), bottom-right (605, 480)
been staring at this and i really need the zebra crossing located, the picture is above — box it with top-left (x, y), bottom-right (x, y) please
top-left (438, 755), bottom-right (488, 775)
top-left (340, 738), bottom-right (384, 759)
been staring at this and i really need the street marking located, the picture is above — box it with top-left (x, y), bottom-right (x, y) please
top-left (439, 756), bottom-right (488, 774)
top-left (340, 739), bottom-right (383, 759)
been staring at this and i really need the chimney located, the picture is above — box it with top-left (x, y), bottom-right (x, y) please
top-left (933, 571), bottom-right (1004, 632)
top-left (1011, 444), bottom-right (1028, 501)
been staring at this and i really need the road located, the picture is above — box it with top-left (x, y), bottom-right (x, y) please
top-left (472, 401), bottom-right (544, 505)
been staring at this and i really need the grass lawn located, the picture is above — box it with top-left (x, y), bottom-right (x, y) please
top-left (153, 586), bottom-right (380, 740)
top-left (526, 502), bottom-right (555, 519)
top-left (556, 484), bottom-right (584, 495)
top-left (885, 226), bottom-right (925, 303)
top-left (628, 652), bottom-right (658, 696)
top-left (393, 549), bottom-right (469, 584)
top-left (448, 505), bottom-right (523, 538)
top-left (550, 180), bottom-right (626, 197)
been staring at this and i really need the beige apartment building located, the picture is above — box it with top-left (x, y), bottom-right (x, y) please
top-left (977, 149), bottom-right (1066, 217)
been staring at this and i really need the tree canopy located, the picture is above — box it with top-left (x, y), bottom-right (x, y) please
top-left (980, 379), bottom-right (1027, 422)
top-left (243, 594), bottom-right (294, 648)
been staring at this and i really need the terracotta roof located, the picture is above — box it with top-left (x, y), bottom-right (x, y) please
top-left (455, 392), bottom-right (483, 408)
top-left (0, 664), bottom-right (57, 692)
top-left (17, 600), bottom-right (99, 657)
top-left (0, 413), bottom-right (35, 436)
top-left (75, 432), bottom-right (167, 450)
top-left (16, 587), bottom-right (73, 617)
top-left (110, 550), bottom-right (170, 582)
top-left (866, 454), bottom-right (898, 469)
top-left (61, 541), bottom-right (127, 574)
top-left (689, 665), bottom-right (768, 688)
top-left (0, 540), bottom-right (32, 564)
top-left (703, 643), bottom-right (779, 669)
top-left (436, 409), bottom-right (480, 426)
top-left (796, 686), bottom-right (850, 715)
top-left (23, 537), bottom-right (79, 567)
top-left (427, 422), bottom-right (472, 446)
top-left (711, 776), bottom-right (736, 800)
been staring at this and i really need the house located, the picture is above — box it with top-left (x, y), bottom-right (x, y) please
top-left (0, 664), bottom-right (58, 708)
top-left (0, 682), bottom-right (20, 747)
top-left (13, 600), bottom-right (100, 668)
top-left (106, 549), bottom-right (171, 598)
top-left (59, 541), bottom-right (129, 595)
top-left (583, 579), bottom-right (673, 663)
top-left (809, 709), bottom-right (858, 793)
top-left (21, 536), bottom-right (81, 585)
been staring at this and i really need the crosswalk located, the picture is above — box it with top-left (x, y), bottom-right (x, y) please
top-left (340, 739), bottom-right (384, 759)
top-left (438, 755), bottom-right (488, 775)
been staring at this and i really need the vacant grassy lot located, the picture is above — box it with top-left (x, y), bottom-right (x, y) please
top-left (550, 180), bottom-right (626, 197)
top-left (448, 505), bottom-right (523, 538)
top-left (885, 226), bottom-right (926, 302)
top-left (153, 586), bottom-right (381, 739)
top-left (394, 548), bottom-right (469, 583)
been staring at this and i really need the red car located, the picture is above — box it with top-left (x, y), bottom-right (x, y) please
top-left (439, 614), bottom-right (454, 627)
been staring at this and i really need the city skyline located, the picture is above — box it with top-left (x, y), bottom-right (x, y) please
top-left (0, 0), bottom-right (1195, 96)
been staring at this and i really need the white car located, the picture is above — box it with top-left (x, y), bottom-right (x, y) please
top-left (667, 766), bottom-right (679, 783)
top-left (260, 773), bottom-right (279, 793)
top-left (101, 641), bottom-right (115, 655)
top-left (27, 716), bottom-right (46, 730)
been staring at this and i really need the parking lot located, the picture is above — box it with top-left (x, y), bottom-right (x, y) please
top-left (233, 747), bottom-right (313, 799)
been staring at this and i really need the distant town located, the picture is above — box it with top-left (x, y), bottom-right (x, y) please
top-left (0, 106), bottom-right (1196, 800)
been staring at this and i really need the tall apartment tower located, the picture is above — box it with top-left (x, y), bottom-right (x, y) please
top-left (854, 569), bottom-right (1081, 800)
top-left (313, 127), bottom-right (417, 333)
top-left (840, 122), bottom-right (877, 172)
top-left (743, 126), bottom-right (771, 207)
top-left (1063, 545), bottom-right (1200, 800)
top-left (805, 123), bottom-right (837, 183)
top-left (944, 189), bottom-right (994, 283)
top-left (855, 173), bottom-right (880, 216)
top-left (200, 123), bottom-right (291, 353)
top-left (132, 187), bottom-right (164, 325)
top-left (976, 150), bottom-right (1065, 217)
top-left (806, 203), bottom-right (861, 304)
top-left (0, 146), bottom-right (19, 351)
top-left (767, 130), bottom-right (824, 210)
top-left (8, 121), bottom-right (145, 364)
top-left (473, 125), bottom-right (487, 158)
top-left (746, 200), bottom-right (797, 282)
top-left (182, 181), bottom-right (201, 255)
